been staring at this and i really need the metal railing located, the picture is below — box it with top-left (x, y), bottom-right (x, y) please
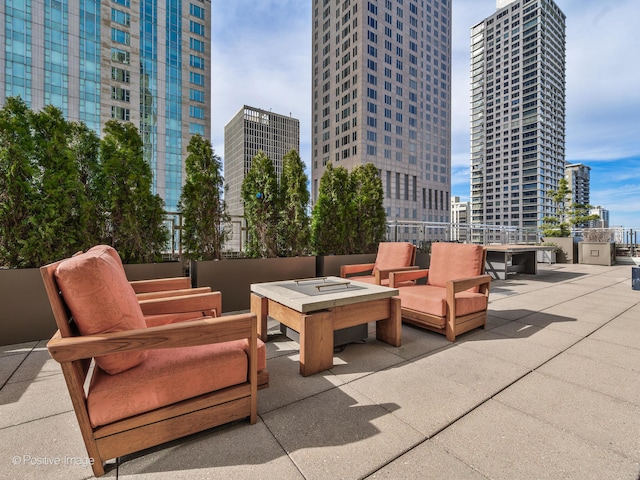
top-left (163, 212), bottom-right (640, 260)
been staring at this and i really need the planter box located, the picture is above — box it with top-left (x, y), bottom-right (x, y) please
top-left (123, 261), bottom-right (184, 281)
top-left (315, 253), bottom-right (377, 277)
top-left (0, 268), bottom-right (57, 346)
top-left (192, 256), bottom-right (316, 313)
top-left (546, 237), bottom-right (578, 264)
top-left (0, 262), bottom-right (188, 347)
top-left (578, 242), bottom-right (616, 266)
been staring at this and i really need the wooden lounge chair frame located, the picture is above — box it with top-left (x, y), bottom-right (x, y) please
top-left (42, 260), bottom-right (264, 477)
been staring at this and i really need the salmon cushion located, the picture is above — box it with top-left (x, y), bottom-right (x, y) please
top-left (373, 242), bottom-right (415, 273)
top-left (399, 284), bottom-right (488, 320)
top-left (427, 243), bottom-right (485, 291)
top-left (55, 246), bottom-right (147, 375)
top-left (87, 339), bottom-right (267, 427)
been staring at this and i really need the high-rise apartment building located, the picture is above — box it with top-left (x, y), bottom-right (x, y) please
top-left (565, 163), bottom-right (590, 207)
top-left (451, 196), bottom-right (471, 242)
top-left (589, 206), bottom-right (609, 229)
top-left (469, 0), bottom-right (566, 233)
top-left (0, 0), bottom-right (211, 211)
top-left (311, 0), bottom-right (452, 239)
top-left (224, 106), bottom-right (300, 217)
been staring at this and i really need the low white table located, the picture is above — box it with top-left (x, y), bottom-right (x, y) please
top-left (250, 277), bottom-right (401, 376)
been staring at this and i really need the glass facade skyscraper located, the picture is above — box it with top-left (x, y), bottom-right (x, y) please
top-left (469, 0), bottom-right (566, 233)
top-left (0, 0), bottom-right (211, 211)
top-left (311, 0), bottom-right (452, 241)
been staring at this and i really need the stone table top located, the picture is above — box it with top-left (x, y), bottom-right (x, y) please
top-left (250, 276), bottom-right (399, 313)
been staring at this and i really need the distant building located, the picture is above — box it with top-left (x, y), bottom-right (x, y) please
top-left (565, 163), bottom-right (591, 206)
top-left (311, 0), bottom-right (452, 242)
top-left (224, 106), bottom-right (300, 217)
top-left (469, 0), bottom-right (566, 236)
top-left (0, 0), bottom-right (211, 211)
top-left (589, 206), bottom-right (609, 228)
top-left (451, 196), bottom-right (471, 242)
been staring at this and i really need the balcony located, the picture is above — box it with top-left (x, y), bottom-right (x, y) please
top-left (1, 263), bottom-right (639, 479)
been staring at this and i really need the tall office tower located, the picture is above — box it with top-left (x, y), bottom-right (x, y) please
top-left (469, 0), bottom-right (566, 234)
top-left (224, 106), bottom-right (300, 217)
top-left (0, 0), bottom-right (211, 211)
top-left (311, 0), bottom-right (452, 239)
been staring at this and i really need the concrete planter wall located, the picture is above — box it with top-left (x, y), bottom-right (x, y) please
top-left (315, 254), bottom-right (377, 277)
top-left (2, 252), bottom-right (427, 346)
top-left (0, 262), bottom-right (187, 346)
top-left (0, 268), bottom-right (57, 346)
top-left (192, 256), bottom-right (317, 313)
top-left (546, 237), bottom-right (578, 264)
top-left (578, 242), bottom-right (616, 266)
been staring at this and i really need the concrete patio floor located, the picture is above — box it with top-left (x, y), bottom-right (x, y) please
top-left (1, 263), bottom-right (639, 479)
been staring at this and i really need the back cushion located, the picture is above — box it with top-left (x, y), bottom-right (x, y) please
top-left (427, 243), bottom-right (485, 289)
top-left (55, 246), bottom-right (147, 374)
top-left (373, 242), bottom-right (415, 273)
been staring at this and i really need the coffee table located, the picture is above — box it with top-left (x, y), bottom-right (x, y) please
top-left (250, 277), bottom-right (401, 376)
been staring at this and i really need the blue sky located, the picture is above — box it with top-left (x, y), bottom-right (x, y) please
top-left (210, 0), bottom-right (640, 228)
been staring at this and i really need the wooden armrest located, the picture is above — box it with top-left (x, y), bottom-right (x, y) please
top-left (47, 313), bottom-right (256, 363)
top-left (447, 275), bottom-right (492, 294)
top-left (340, 263), bottom-right (375, 277)
top-left (389, 269), bottom-right (429, 287)
top-left (136, 287), bottom-right (212, 300)
top-left (374, 265), bottom-right (420, 283)
top-left (129, 277), bottom-right (191, 293)
top-left (138, 292), bottom-right (222, 316)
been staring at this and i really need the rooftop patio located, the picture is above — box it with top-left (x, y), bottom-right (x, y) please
top-left (1, 263), bottom-right (639, 479)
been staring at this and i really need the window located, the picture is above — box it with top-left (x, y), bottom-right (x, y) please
top-left (190, 123), bottom-right (205, 135)
top-left (111, 47), bottom-right (130, 64)
top-left (111, 86), bottom-right (130, 102)
top-left (111, 67), bottom-right (130, 83)
top-left (111, 28), bottom-right (130, 45)
top-left (190, 3), bottom-right (205, 19)
top-left (190, 106), bottom-right (205, 119)
top-left (111, 9), bottom-right (130, 26)
top-left (111, 106), bottom-right (130, 121)
top-left (190, 89), bottom-right (205, 103)
top-left (190, 55), bottom-right (205, 69)
top-left (190, 20), bottom-right (205, 36)
top-left (190, 37), bottom-right (205, 52)
top-left (190, 72), bottom-right (205, 86)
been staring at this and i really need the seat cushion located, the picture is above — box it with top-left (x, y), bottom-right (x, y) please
top-left (87, 339), bottom-right (267, 427)
top-left (373, 242), bottom-right (415, 273)
top-left (399, 284), bottom-right (488, 318)
top-left (55, 246), bottom-right (147, 375)
top-left (427, 243), bottom-right (485, 291)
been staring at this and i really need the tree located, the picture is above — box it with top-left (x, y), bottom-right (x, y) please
top-left (241, 151), bottom-right (280, 258)
top-left (0, 97), bottom-right (37, 268)
top-left (278, 149), bottom-right (310, 256)
top-left (541, 177), bottom-right (599, 237)
top-left (27, 105), bottom-right (94, 265)
top-left (179, 135), bottom-right (230, 260)
top-left (99, 120), bottom-right (168, 263)
top-left (311, 163), bottom-right (355, 255)
top-left (69, 121), bottom-right (104, 244)
top-left (351, 163), bottom-right (387, 253)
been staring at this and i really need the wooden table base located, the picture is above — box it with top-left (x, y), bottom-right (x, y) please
top-left (251, 293), bottom-right (401, 376)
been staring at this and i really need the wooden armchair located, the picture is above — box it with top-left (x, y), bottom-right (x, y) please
top-left (42, 247), bottom-right (268, 477)
top-left (389, 243), bottom-right (491, 342)
top-left (340, 242), bottom-right (418, 285)
top-left (84, 245), bottom-right (220, 320)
